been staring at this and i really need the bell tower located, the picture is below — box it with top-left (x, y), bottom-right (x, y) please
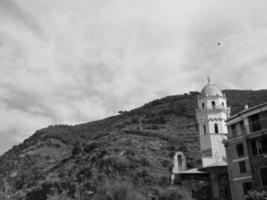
top-left (196, 78), bottom-right (230, 167)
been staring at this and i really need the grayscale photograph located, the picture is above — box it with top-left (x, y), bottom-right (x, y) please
top-left (0, 0), bottom-right (267, 199)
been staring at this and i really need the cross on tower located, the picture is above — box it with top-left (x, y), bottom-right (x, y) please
top-left (207, 76), bottom-right (211, 84)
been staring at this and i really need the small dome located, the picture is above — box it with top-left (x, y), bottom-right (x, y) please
top-left (200, 83), bottom-right (223, 98)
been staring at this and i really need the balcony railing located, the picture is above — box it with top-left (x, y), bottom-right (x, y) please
top-left (228, 119), bottom-right (267, 139)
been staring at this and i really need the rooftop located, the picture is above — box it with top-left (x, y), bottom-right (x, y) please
top-left (176, 168), bottom-right (208, 174)
top-left (200, 160), bottom-right (228, 170)
top-left (227, 101), bottom-right (267, 122)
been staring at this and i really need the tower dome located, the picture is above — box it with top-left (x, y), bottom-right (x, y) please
top-left (200, 78), bottom-right (223, 98)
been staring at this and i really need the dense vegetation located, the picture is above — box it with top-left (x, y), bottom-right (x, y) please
top-left (0, 89), bottom-right (267, 199)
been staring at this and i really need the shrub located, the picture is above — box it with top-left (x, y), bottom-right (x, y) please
top-left (76, 167), bottom-right (92, 182)
top-left (244, 190), bottom-right (267, 200)
top-left (72, 142), bottom-right (82, 155)
top-left (139, 157), bottom-right (150, 166)
top-left (84, 141), bottom-right (98, 153)
top-left (158, 176), bottom-right (170, 186)
top-left (131, 118), bottom-right (139, 124)
top-left (152, 125), bottom-right (159, 130)
top-left (93, 181), bottom-right (145, 200)
top-left (158, 189), bottom-right (184, 200)
top-left (156, 116), bottom-right (166, 124)
top-left (169, 151), bottom-right (175, 158)
top-left (0, 192), bottom-right (6, 200)
top-left (25, 186), bottom-right (50, 200)
top-left (14, 176), bottom-right (25, 190)
top-left (47, 192), bottom-right (72, 200)
top-left (135, 169), bottom-right (149, 178)
top-left (161, 159), bottom-right (170, 168)
top-left (96, 155), bottom-right (130, 174)
top-left (125, 149), bottom-right (135, 157)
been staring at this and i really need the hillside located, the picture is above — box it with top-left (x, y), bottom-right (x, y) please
top-left (1, 89), bottom-right (267, 200)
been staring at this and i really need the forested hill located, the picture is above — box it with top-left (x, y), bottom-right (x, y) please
top-left (0, 89), bottom-right (267, 200)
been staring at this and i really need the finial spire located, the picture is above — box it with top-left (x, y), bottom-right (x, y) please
top-left (207, 76), bottom-right (211, 84)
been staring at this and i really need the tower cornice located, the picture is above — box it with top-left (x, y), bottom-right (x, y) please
top-left (196, 107), bottom-right (231, 115)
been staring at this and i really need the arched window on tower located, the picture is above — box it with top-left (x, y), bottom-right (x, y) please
top-left (177, 154), bottom-right (182, 170)
top-left (214, 123), bottom-right (219, 134)
top-left (212, 101), bottom-right (216, 109)
top-left (202, 103), bottom-right (205, 108)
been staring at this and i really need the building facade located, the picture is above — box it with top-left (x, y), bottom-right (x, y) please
top-left (225, 102), bottom-right (267, 200)
top-left (172, 151), bottom-right (187, 175)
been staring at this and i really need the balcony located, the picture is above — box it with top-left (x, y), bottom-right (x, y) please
top-left (228, 122), bottom-right (267, 140)
top-left (246, 128), bottom-right (267, 139)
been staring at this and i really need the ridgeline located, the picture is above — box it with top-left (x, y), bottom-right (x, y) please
top-left (1, 89), bottom-right (267, 199)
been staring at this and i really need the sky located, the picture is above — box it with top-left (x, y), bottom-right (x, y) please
top-left (1, 0), bottom-right (267, 154)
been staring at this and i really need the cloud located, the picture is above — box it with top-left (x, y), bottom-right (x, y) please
top-left (0, 0), bottom-right (45, 38)
top-left (1, 0), bottom-right (267, 154)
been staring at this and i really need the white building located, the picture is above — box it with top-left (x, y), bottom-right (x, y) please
top-left (196, 78), bottom-right (230, 167)
top-left (172, 151), bottom-right (187, 174)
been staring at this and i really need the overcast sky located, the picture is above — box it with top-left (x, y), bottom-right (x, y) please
top-left (1, 0), bottom-right (267, 154)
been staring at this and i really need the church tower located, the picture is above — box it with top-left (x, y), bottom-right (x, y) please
top-left (196, 78), bottom-right (230, 167)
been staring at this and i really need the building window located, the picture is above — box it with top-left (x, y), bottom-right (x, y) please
top-left (239, 161), bottom-right (247, 173)
top-left (242, 182), bottom-right (252, 195)
top-left (251, 140), bottom-right (258, 155)
top-left (250, 114), bottom-right (261, 132)
top-left (260, 167), bottom-right (267, 186)
top-left (212, 101), bottom-right (216, 109)
top-left (202, 103), bottom-right (205, 108)
top-left (222, 102), bottom-right (225, 106)
top-left (250, 138), bottom-right (266, 155)
top-left (261, 137), bottom-right (267, 154)
top-left (203, 125), bottom-right (207, 135)
top-left (230, 124), bottom-right (237, 138)
top-left (214, 123), bottom-right (219, 134)
top-left (236, 143), bottom-right (244, 157)
top-left (238, 121), bottom-right (245, 134)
